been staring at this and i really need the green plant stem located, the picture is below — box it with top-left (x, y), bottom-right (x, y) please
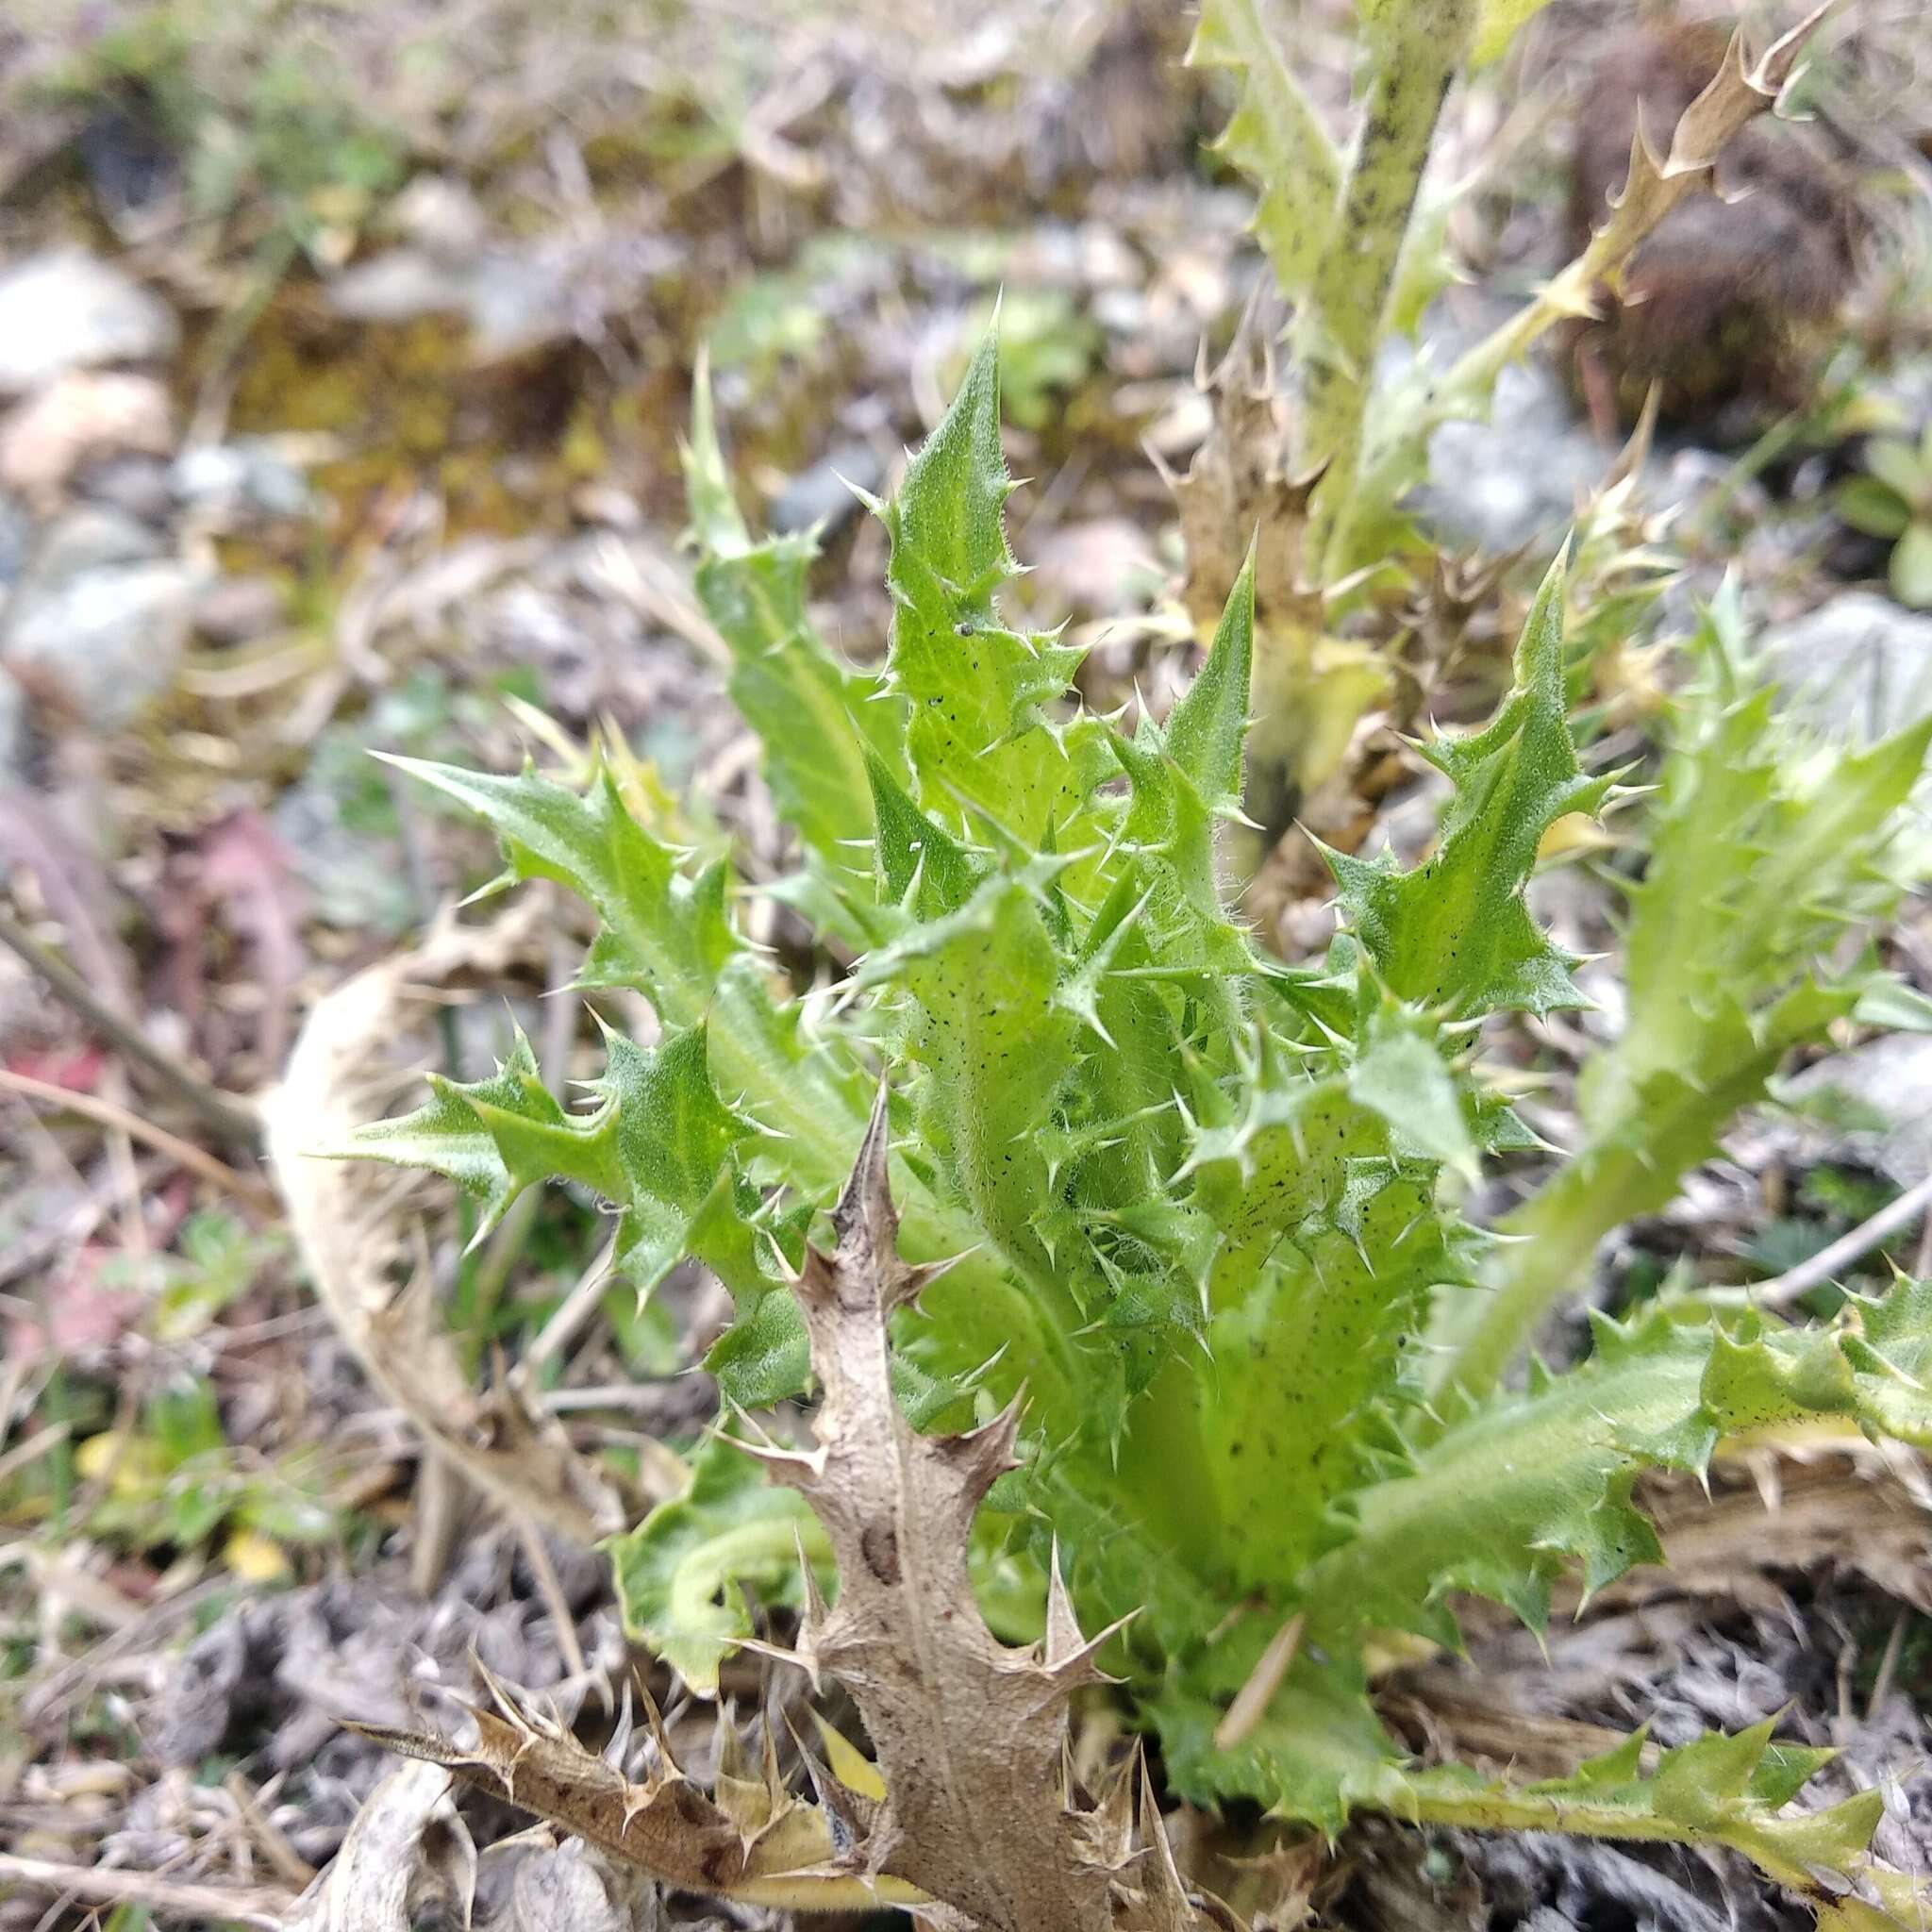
top-left (1393, 1781), bottom-right (1833, 1891)
top-left (1428, 1156), bottom-right (1627, 1401)
top-left (1296, 0), bottom-right (1476, 574)
top-left (1113, 1355), bottom-right (1229, 1575)
top-left (1432, 979), bottom-right (1845, 1401)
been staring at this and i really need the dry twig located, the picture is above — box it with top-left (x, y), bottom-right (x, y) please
top-left (0, 1066), bottom-right (271, 1205)
top-left (0, 1852), bottom-right (293, 1929)
top-left (0, 903), bottom-right (260, 1142)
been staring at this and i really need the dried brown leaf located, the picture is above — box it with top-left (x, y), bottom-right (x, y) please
top-left (1558, 5), bottom-right (1837, 308)
top-left (286, 1758), bottom-right (476, 1932)
top-left (351, 1671), bottom-right (923, 1915)
top-left (747, 1084), bottom-right (1230, 1932)
top-left (261, 902), bottom-right (623, 1545)
top-left (1159, 298), bottom-right (1320, 634)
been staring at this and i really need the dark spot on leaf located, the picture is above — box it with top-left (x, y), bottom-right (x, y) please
top-left (861, 1518), bottom-right (902, 1585)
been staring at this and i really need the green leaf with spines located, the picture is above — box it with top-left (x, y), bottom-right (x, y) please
top-left (1154, 1642), bottom-right (1403, 1840)
top-left (341, 1027), bottom-right (588, 1243)
top-left (1174, 1009), bottom-right (1477, 1589)
top-left (865, 749), bottom-right (983, 921)
top-left (375, 756), bottom-right (874, 1211)
top-left (1165, 548), bottom-right (1256, 817)
top-left (1346, 1001), bottom-right (1478, 1180)
top-left (684, 361), bottom-right (906, 876)
top-left (1389, 1739), bottom-right (1885, 1894)
top-left (341, 1022), bottom-right (774, 1309)
top-left (1310, 1283), bottom-right (1932, 1655)
top-left (607, 1432), bottom-right (827, 1696)
top-left (878, 325), bottom-right (1115, 850)
top-left (1589, 579), bottom-right (1932, 1137)
top-left (380, 758), bottom-right (734, 1004)
top-left (1187, 0), bottom-right (1341, 304)
top-left (1324, 556), bottom-right (1615, 1017)
top-left (861, 866), bottom-right (1082, 1318)
top-left (1434, 581), bottom-right (1932, 1397)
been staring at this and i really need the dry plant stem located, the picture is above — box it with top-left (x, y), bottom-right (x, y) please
top-left (225, 1769), bottom-right (320, 1890)
top-left (0, 1853), bottom-right (293, 1929)
top-left (1341, 3), bottom-right (1834, 575)
top-left (262, 902), bottom-right (623, 1547)
top-left (0, 1067), bottom-right (271, 1205)
top-left (1750, 1172), bottom-right (1932, 1310)
top-left (409, 1453), bottom-right (470, 1597)
top-left (517, 1516), bottom-right (589, 1678)
top-left (521, 1233), bottom-right (619, 1378)
top-left (0, 1421), bottom-right (69, 1488)
top-left (0, 903), bottom-right (259, 1143)
top-left (1295, 0), bottom-right (1475, 571)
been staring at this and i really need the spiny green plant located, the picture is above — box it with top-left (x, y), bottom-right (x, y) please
top-left (341, 336), bottom-right (1932, 1928)
top-left (1182, 0), bottom-right (1829, 834)
top-left (1434, 577), bottom-right (1932, 1395)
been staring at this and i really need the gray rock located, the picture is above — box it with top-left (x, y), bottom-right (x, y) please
top-left (0, 250), bottom-right (179, 394)
top-left (1786, 1034), bottom-right (1932, 1186)
top-left (2, 507), bottom-right (201, 725)
top-left (0, 491), bottom-right (28, 587)
top-left (1420, 356), bottom-right (1619, 555)
top-left (4, 562), bottom-right (198, 726)
top-left (27, 505), bottom-right (165, 577)
top-left (79, 450), bottom-right (175, 524)
top-left (1762, 592), bottom-right (1932, 742)
top-left (419, 252), bottom-right (571, 359)
top-left (326, 228), bottom-right (675, 362)
top-left (173, 440), bottom-right (313, 519)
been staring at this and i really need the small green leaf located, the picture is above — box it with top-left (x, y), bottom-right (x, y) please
top-left (1326, 555), bottom-right (1610, 1016)
top-left (880, 324), bottom-right (1110, 846)
top-left (608, 1433), bottom-right (827, 1695)
top-left (1347, 1006), bottom-right (1477, 1180)
top-left (341, 1027), bottom-right (611, 1243)
top-left (1890, 519), bottom-right (1932, 609)
top-left (863, 871), bottom-right (1077, 1296)
top-left (1166, 543), bottom-right (1256, 815)
top-left (1155, 1640), bottom-right (1403, 1840)
top-left (381, 758), bottom-right (732, 1005)
top-left (1864, 438), bottom-right (1927, 506)
top-left (1834, 475), bottom-right (1911, 541)
top-left (1188, 0), bottom-right (1342, 301)
top-left (685, 360), bottom-right (907, 872)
